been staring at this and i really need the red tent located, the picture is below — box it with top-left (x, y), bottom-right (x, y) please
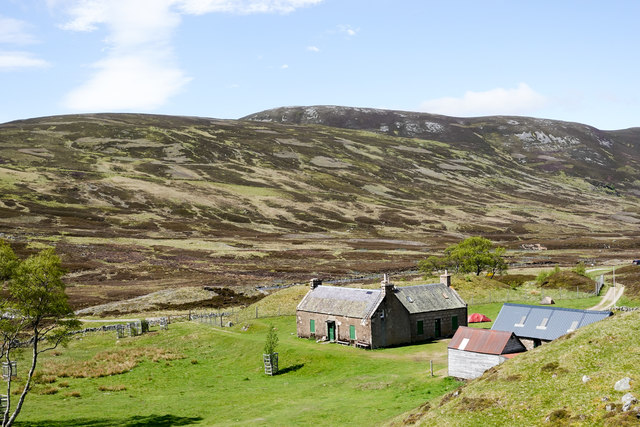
top-left (468, 313), bottom-right (492, 323)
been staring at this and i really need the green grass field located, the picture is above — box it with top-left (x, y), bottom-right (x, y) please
top-left (12, 317), bottom-right (460, 426)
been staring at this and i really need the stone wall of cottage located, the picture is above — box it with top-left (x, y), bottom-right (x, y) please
top-left (296, 310), bottom-right (372, 346)
top-left (408, 306), bottom-right (468, 342)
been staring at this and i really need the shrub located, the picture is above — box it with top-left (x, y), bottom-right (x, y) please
top-left (574, 262), bottom-right (587, 276)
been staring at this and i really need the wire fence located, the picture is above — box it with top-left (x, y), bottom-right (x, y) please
top-left (464, 287), bottom-right (597, 306)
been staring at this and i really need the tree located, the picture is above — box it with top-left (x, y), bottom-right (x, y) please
top-left (0, 241), bottom-right (18, 281)
top-left (418, 236), bottom-right (507, 276)
top-left (1, 244), bottom-right (79, 427)
top-left (263, 325), bottom-right (278, 356)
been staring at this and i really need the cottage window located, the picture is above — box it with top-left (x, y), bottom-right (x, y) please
top-left (310, 319), bottom-right (315, 333)
top-left (514, 315), bottom-right (527, 327)
top-left (417, 320), bottom-right (424, 335)
top-left (536, 317), bottom-right (549, 330)
top-left (349, 325), bottom-right (356, 340)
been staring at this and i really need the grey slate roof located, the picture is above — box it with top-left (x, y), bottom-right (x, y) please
top-left (297, 283), bottom-right (467, 319)
top-left (491, 303), bottom-right (612, 341)
top-left (394, 283), bottom-right (467, 313)
top-left (296, 286), bottom-right (382, 318)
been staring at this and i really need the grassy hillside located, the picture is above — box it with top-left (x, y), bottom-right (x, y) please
top-left (12, 317), bottom-right (460, 426)
top-left (1, 111), bottom-right (640, 309)
top-left (395, 311), bottom-right (640, 426)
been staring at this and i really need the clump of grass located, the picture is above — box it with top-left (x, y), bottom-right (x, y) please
top-left (546, 409), bottom-right (570, 422)
top-left (65, 391), bottom-right (81, 398)
top-left (191, 359), bottom-right (198, 364)
top-left (33, 372), bottom-right (57, 384)
top-left (457, 396), bottom-right (497, 412)
top-left (39, 387), bottom-right (58, 395)
top-left (98, 384), bottom-right (126, 392)
top-left (43, 347), bottom-right (184, 378)
top-left (58, 381), bottom-right (70, 388)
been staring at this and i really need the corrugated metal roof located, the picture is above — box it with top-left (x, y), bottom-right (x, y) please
top-left (491, 303), bottom-right (612, 341)
top-left (395, 283), bottom-right (466, 313)
top-left (296, 286), bottom-right (382, 318)
top-left (448, 326), bottom-right (524, 355)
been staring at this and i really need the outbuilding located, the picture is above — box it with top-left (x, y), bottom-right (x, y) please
top-left (491, 303), bottom-right (612, 349)
top-left (448, 326), bottom-right (526, 379)
top-left (296, 273), bottom-right (467, 348)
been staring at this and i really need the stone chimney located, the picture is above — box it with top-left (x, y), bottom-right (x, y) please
top-left (310, 278), bottom-right (322, 290)
top-left (440, 270), bottom-right (451, 287)
top-left (381, 273), bottom-right (394, 294)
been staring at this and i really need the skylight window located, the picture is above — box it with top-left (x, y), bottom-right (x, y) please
top-left (567, 320), bottom-right (579, 332)
top-left (442, 292), bottom-right (449, 299)
top-left (514, 315), bottom-right (526, 327)
top-left (458, 338), bottom-right (470, 351)
top-left (406, 296), bottom-right (414, 303)
top-left (536, 317), bottom-right (549, 330)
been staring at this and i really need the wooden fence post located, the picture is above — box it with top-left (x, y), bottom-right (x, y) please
top-left (430, 360), bottom-right (433, 377)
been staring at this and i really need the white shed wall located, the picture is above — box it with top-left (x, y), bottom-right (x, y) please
top-left (447, 349), bottom-right (507, 380)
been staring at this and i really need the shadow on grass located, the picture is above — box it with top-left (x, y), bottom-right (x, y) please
top-left (16, 414), bottom-right (203, 427)
top-left (278, 363), bottom-right (304, 375)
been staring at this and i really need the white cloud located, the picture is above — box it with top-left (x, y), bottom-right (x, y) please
top-left (0, 51), bottom-right (50, 70)
top-left (307, 45), bottom-right (319, 52)
top-left (420, 83), bottom-right (547, 117)
top-left (0, 15), bottom-right (37, 44)
top-left (175, 0), bottom-right (323, 15)
top-left (281, 64), bottom-right (289, 69)
top-left (338, 24), bottom-right (358, 37)
top-left (64, 54), bottom-right (190, 110)
top-left (56, 0), bottom-right (324, 111)
top-left (0, 15), bottom-right (49, 71)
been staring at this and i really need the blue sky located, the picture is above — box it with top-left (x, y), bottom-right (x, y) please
top-left (1, 0), bottom-right (639, 130)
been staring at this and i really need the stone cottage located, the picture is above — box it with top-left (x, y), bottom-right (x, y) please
top-left (296, 273), bottom-right (467, 348)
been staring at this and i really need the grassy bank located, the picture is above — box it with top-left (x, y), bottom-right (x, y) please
top-left (395, 310), bottom-right (640, 426)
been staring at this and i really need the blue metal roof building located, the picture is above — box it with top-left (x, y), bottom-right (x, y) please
top-left (492, 303), bottom-right (612, 342)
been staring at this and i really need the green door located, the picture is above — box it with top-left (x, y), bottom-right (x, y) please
top-left (417, 320), bottom-right (424, 335)
top-left (452, 315), bottom-right (458, 332)
top-left (434, 319), bottom-right (441, 338)
top-left (349, 325), bottom-right (356, 340)
top-left (328, 322), bottom-right (335, 341)
top-left (310, 319), bottom-right (315, 334)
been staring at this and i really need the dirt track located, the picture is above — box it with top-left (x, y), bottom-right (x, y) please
top-left (590, 284), bottom-right (625, 310)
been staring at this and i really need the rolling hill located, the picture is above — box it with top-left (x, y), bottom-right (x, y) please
top-left (1, 107), bottom-right (639, 308)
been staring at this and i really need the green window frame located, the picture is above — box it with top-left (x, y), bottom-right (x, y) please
top-left (417, 320), bottom-right (424, 335)
top-left (349, 325), bottom-right (356, 340)
top-left (310, 319), bottom-right (315, 333)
